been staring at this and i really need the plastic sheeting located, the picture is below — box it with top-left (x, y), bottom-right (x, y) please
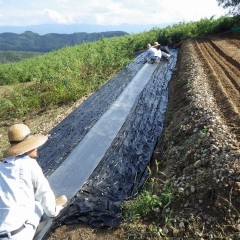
top-left (48, 63), bottom-right (158, 200)
top-left (38, 55), bottom-right (145, 177)
top-left (35, 49), bottom-right (178, 239)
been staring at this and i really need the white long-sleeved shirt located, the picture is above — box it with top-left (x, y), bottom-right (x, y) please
top-left (144, 47), bottom-right (162, 61)
top-left (0, 155), bottom-right (57, 231)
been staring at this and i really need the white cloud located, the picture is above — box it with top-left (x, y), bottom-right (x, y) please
top-left (0, 0), bottom-right (227, 27)
top-left (44, 9), bottom-right (74, 24)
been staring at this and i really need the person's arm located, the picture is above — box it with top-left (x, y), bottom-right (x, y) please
top-left (144, 49), bottom-right (150, 61)
top-left (31, 160), bottom-right (62, 217)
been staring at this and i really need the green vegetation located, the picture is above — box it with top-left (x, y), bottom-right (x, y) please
top-left (0, 16), bottom-right (238, 120)
top-left (0, 36), bottom-right (134, 119)
top-left (217, 0), bottom-right (240, 15)
top-left (123, 181), bottom-right (173, 221)
top-left (0, 50), bottom-right (43, 63)
top-left (122, 161), bottom-right (175, 239)
top-left (0, 31), bottom-right (128, 52)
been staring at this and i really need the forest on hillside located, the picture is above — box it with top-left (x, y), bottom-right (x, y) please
top-left (0, 30), bottom-right (128, 52)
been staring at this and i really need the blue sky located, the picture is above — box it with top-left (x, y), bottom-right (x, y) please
top-left (0, 0), bottom-right (226, 28)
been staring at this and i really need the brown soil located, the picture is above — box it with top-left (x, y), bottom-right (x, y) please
top-left (0, 33), bottom-right (239, 239)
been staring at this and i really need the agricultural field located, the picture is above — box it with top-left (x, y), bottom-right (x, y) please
top-left (47, 33), bottom-right (239, 239)
top-left (0, 18), bottom-right (239, 239)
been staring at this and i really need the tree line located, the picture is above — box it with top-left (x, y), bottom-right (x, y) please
top-left (217, 0), bottom-right (240, 15)
top-left (0, 31), bottom-right (128, 52)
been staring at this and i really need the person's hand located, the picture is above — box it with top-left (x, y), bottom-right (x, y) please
top-left (52, 205), bottom-right (64, 217)
top-left (56, 195), bottom-right (67, 206)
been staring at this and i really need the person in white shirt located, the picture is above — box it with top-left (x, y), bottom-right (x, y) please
top-left (144, 42), bottom-right (162, 64)
top-left (0, 123), bottom-right (67, 240)
top-left (153, 41), bottom-right (171, 60)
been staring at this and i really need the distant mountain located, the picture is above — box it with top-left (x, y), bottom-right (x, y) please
top-left (0, 30), bottom-right (129, 52)
top-left (0, 23), bottom-right (168, 35)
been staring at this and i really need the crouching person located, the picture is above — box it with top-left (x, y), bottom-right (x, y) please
top-left (0, 123), bottom-right (67, 240)
top-left (144, 43), bottom-right (162, 64)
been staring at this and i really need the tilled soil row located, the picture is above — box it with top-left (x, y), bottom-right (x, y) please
top-left (227, 38), bottom-right (240, 49)
top-left (210, 37), bottom-right (240, 68)
top-left (194, 38), bottom-right (240, 141)
top-left (209, 40), bottom-right (240, 90)
top-left (151, 37), bottom-right (240, 239)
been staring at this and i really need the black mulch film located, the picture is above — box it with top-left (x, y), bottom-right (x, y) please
top-left (36, 49), bottom-right (178, 239)
top-left (38, 55), bottom-right (145, 177)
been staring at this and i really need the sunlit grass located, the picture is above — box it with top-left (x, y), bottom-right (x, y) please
top-left (0, 16), bottom-right (237, 119)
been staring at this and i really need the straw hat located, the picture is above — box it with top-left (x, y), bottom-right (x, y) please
top-left (153, 41), bottom-right (161, 47)
top-left (3, 124), bottom-right (48, 158)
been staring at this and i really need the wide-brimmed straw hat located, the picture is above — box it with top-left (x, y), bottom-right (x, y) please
top-left (3, 123), bottom-right (48, 158)
top-left (153, 41), bottom-right (161, 47)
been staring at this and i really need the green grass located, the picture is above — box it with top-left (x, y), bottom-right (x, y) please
top-left (123, 162), bottom-right (174, 221)
top-left (121, 163), bottom-right (176, 239)
top-left (0, 16), bottom-right (238, 120)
